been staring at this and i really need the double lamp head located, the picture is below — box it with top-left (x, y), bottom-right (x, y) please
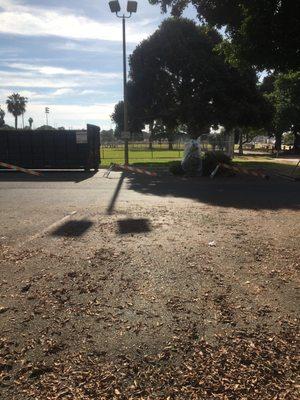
top-left (109, 1), bottom-right (138, 14)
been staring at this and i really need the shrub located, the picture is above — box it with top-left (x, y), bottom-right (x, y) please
top-left (202, 151), bottom-right (232, 176)
top-left (169, 161), bottom-right (185, 175)
top-left (169, 152), bottom-right (232, 176)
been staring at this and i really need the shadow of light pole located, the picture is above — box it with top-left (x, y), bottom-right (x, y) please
top-left (106, 172), bottom-right (126, 215)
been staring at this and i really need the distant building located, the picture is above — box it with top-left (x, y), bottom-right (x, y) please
top-left (251, 136), bottom-right (275, 145)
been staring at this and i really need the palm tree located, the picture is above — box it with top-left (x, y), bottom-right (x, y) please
top-left (0, 107), bottom-right (5, 127)
top-left (6, 93), bottom-right (28, 129)
top-left (28, 117), bottom-right (33, 130)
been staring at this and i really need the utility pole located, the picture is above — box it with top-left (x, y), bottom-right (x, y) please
top-left (45, 107), bottom-right (49, 126)
top-left (122, 15), bottom-right (129, 165)
top-left (109, 1), bottom-right (138, 165)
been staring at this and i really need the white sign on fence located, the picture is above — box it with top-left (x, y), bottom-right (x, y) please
top-left (76, 131), bottom-right (88, 144)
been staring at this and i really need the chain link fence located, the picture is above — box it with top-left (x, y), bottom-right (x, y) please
top-left (201, 133), bottom-right (235, 158)
top-left (100, 133), bottom-right (234, 163)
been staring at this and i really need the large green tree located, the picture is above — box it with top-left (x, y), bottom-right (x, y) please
top-left (6, 93), bottom-right (28, 129)
top-left (263, 71), bottom-right (300, 152)
top-left (129, 19), bottom-right (220, 138)
top-left (149, 0), bottom-right (300, 72)
top-left (129, 18), bottom-right (270, 141)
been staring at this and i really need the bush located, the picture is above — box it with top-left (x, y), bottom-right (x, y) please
top-left (202, 151), bottom-right (232, 176)
top-left (169, 161), bottom-right (185, 176)
top-left (169, 152), bottom-right (232, 176)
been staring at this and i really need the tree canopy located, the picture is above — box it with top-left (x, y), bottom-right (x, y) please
top-left (149, 0), bottom-right (300, 72)
top-left (262, 71), bottom-right (300, 151)
top-left (28, 117), bottom-right (33, 130)
top-left (128, 18), bottom-right (270, 138)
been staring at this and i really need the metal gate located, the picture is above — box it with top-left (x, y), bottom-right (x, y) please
top-left (0, 124), bottom-right (100, 171)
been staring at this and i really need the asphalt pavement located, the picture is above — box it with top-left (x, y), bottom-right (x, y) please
top-left (0, 170), bottom-right (299, 246)
top-left (0, 171), bottom-right (141, 245)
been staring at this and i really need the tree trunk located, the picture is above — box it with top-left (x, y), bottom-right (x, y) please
top-left (238, 129), bottom-right (243, 156)
top-left (187, 123), bottom-right (198, 139)
top-left (149, 121), bottom-right (154, 150)
top-left (294, 132), bottom-right (300, 154)
top-left (149, 138), bottom-right (153, 150)
top-left (15, 115), bottom-right (18, 129)
top-left (275, 133), bottom-right (282, 152)
top-left (168, 139), bottom-right (173, 150)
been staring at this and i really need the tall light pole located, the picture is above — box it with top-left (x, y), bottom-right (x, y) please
top-left (109, 1), bottom-right (138, 165)
top-left (45, 107), bottom-right (50, 126)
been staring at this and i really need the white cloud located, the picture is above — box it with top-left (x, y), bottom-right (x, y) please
top-left (0, 74), bottom-right (79, 89)
top-left (53, 41), bottom-right (122, 54)
top-left (29, 102), bottom-right (114, 121)
top-left (8, 63), bottom-right (89, 76)
top-left (0, 88), bottom-right (38, 100)
top-left (6, 63), bottom-right (121, 78)
top-left (0, 62), bottom-right (122, 89)
top-left (0, 87), bottom-right (108, 100)
top-left (1, 101), bottom-right (115, 129)
top-left (0, 0), bottom-right (153, 43)
top-left (0, 71), bottom-right (80, 88)
top-left (51, 88), bottom-right (74, 96)
top-left (79, 89), bottom-right (98, 95)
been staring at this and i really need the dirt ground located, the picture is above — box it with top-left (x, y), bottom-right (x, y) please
top-left (0, 173), bottom-right (299, 399)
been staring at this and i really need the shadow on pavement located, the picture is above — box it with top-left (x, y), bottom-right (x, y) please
top-left (117, 218), bottom-right (152, 235)
top-left (106, 172), bottom-right (125, 215)
top-left (126, 173), bottom-right (300, 211)
top-left (0, 170), bottom-right (96, 183)
top-left (51, 220), bottom-right (93, 237)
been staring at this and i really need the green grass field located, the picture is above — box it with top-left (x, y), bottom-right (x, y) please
top-left (100, 147), bottom-right (300, 178)
top-left (100, 146), bottom-right (184, 167)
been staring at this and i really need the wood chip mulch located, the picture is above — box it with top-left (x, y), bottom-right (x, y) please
top-left (1, 322), bottom-right (298, 399)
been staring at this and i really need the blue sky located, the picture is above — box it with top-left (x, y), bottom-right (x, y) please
top-left (0, 0), bottom-right (197, 129)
